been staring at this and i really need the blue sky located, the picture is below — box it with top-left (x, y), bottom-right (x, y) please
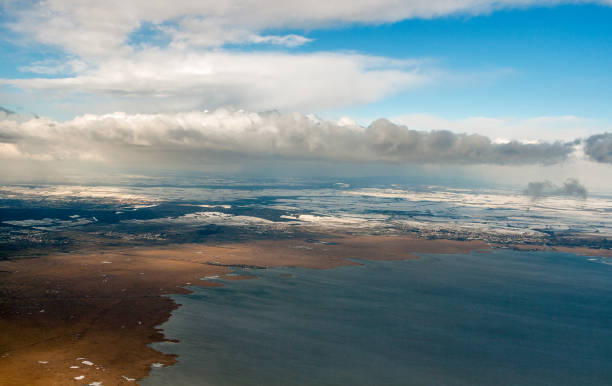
top-left (303, 4), bottom-right (612, 121)
top-left (1, 2), bottom-right (612, 127)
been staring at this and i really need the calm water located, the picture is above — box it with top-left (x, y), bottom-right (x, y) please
top-left (145, 251), bottom-right (612, 386)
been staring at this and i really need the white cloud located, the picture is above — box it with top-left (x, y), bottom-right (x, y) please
top-left (0, 142), bottom-right (22, 159)
top-left (163, 17), bottom-right (313, 49)
top-left (2, 51), bottom-right (428, 112)
top-left (18, 59), bottom-right (88, 75)
top-left (0, 109), bottom-right (574, 167)
top-left (246, 34), bottom-right (313, 48)
top-left (5, 1), bottom-right (612, 58)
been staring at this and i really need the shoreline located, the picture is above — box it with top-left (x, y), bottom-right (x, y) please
top-left (0, 235), bottom-right (610, 385)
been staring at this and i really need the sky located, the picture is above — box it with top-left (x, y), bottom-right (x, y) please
top-left (1, 1), bottom-right (612, 189)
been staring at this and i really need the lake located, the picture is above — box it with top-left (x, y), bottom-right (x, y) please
top-left (145, 250), bottom-right (612, 385)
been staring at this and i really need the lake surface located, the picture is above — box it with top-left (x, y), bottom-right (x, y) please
top-left (145, 250), bottom-right (612, 385)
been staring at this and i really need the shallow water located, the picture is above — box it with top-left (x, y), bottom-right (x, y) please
top-left (145, 250), bottom-right (612, 385)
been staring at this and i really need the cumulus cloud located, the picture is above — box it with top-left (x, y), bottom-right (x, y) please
top-left (524, 178), bottom-right (588, 200)
top-left (0, 109), bottom-right (575, 167)
top-left (584, 133), bottom-right (612, 164)
top-left (363, 119), bottom-right (573, 164)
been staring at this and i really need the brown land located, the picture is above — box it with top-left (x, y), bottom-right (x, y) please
top-left (0, 235), bottom-right (609, 385)
top-left (552, 246), bottom-right (612, 257)
top-left (496, 243), bottom-right (612, 257)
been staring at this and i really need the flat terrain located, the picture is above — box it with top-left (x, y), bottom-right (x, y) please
top-left (0, 235), bottom-right (608, 385)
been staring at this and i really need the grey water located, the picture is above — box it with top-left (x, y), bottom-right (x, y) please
top-left (145, 250), bottom-right (612, 385)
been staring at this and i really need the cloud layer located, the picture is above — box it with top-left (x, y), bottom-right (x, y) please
top-left (0, 109), bottom-right (575, 167)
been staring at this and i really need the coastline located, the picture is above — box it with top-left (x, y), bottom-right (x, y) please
top-left (0, 235), bottom-right (610, 385)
